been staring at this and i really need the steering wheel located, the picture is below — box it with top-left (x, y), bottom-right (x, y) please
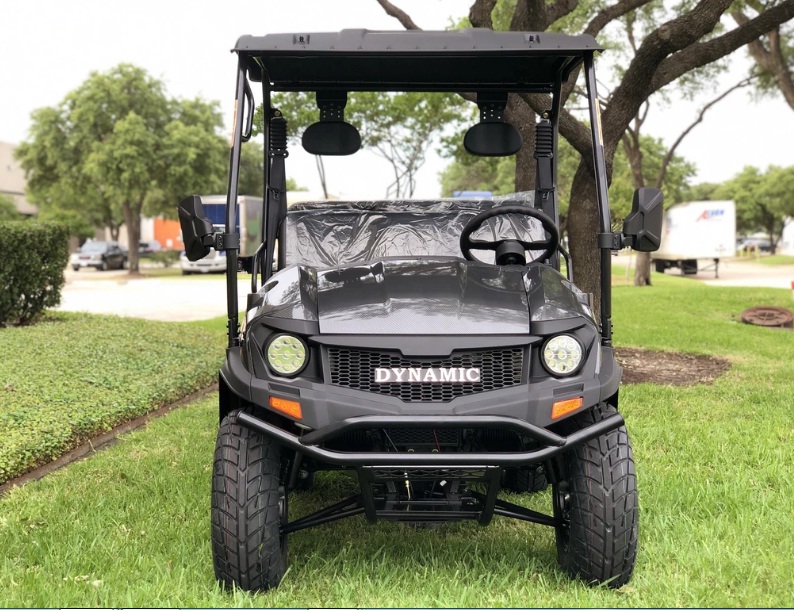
top-left (460, 205), bottom-right (560, 264)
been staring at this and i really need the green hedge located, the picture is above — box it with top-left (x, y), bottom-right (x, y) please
top-left (0, 221), bottom-right (69, 326)
top-left (0, 312), bottom-right (225, 484)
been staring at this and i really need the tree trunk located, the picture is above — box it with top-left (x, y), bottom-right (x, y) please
top-left (506, 95), bottom-right (536, 192)
top-left (567, 160), bottom-right (603, 321)
top-left (635, 251), bottom-right (652, 285)
top-left (123, 200), bottom-right (141, 273)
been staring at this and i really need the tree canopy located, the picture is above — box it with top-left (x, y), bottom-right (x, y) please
top-left (714, 164), bottom-right (794, 251)
top-left (377, 0), bottom-right (794, 316)
top-left (260, 91), bottom-right (466, 198)
top-left (16, 64), bottom-right (229, 271)
top-left (0, 194), bottom-right (20, 221)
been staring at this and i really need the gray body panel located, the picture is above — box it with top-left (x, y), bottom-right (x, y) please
top-left (316, 259), bottom-right (529, 335)
top-left (250, 258), bottom-right (593, 334)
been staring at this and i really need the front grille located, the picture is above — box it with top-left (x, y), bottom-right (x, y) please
top-left (327, 347), bottom-right (524, 402)
top-left (383, 428), bottom-right (459, 447)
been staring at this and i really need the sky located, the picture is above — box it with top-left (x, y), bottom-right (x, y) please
top-left (2, 0), bottom-right (793, 200)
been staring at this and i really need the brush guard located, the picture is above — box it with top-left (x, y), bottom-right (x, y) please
top-left (237, 410), bottom-right (624, 535)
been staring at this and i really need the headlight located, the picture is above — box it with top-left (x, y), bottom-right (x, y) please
top-left (541, 334), bottom-right (583, 377)
top-left (266, 334), bottom-right (308, 377)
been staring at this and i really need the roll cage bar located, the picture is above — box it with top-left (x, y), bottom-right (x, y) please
top-left (221, 29), bottom-right (614, 349)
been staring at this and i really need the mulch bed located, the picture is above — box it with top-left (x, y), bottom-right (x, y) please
top-left (616, 347), bottom-right (731, 386)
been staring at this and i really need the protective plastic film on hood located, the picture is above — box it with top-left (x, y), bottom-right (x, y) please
top-left (524, 264), bottom-right (593, 322)
top-left (256, 265), bottom-right (319, 320)
top-left (315, 258), bottom-right (530, 335)
top-left (284, 194), bottom-right (547, 269)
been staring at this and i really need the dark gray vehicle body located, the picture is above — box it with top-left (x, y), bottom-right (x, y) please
top-left (178, 27), bottom-right (662, 592)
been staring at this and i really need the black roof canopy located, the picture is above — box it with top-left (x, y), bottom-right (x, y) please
top-left (234, 29), bottom-right (601, 92)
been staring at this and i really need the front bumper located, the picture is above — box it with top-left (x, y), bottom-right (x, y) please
top-left (71, 258), bottom-right (102, 268)
top-left (180, 256), bottom-right (226, 273)
top-left (237, 409), bottom-right (624, 467)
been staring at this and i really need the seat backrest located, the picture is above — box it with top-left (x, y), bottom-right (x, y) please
top-left (284, 196), bottom-right (544, 268)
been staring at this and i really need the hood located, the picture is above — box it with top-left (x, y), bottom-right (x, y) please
top-left (316, 259), bottom-right (529, 334)
top-left (253, 258), bottom-right (591, 335)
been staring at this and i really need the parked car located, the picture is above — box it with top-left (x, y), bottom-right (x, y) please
top-left (138, 240), bottom-right (163, 255)
top-left (70, 240), bottom-right (127, 271)
top-left (179, 249), bottom-right (226, 274)
top-left (737, 237), bottom-right (771, 253)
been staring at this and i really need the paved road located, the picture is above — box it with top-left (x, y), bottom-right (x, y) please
top-left (58, 259), bottom-right (794, 322)
top-left (648, 257), bottom-right (794, 289)
top-left (699, 259), bottom-right (794, 290)
top-left (58, 267), bottom-right (250, 322)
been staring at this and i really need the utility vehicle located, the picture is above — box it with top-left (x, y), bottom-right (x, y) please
top-left (179, 28), bottom-right (662, 592)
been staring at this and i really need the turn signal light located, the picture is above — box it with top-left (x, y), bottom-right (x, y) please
top-left (269, 396), bottom-right (302, 420)
top-left (551, 396), bottom-right (583, 420)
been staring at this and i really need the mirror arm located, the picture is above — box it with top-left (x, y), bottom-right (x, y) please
top-left (598, 232), bottom-right (627, 251)
top-left (213, 232), bottom-right (240, 251)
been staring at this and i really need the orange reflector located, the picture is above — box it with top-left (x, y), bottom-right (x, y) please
top-left (269, 396), bottom-right (302, 420)
top-left (551, 396), bottom-right (583, 420)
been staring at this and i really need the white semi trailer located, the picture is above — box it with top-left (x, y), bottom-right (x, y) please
top-left (653, 200), bottom-right (736, 277)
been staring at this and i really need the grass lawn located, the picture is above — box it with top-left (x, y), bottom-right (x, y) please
top-left (1, 276), bottom-right (793, 606)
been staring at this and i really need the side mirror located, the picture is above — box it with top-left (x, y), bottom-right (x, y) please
top-left (178, 195), bottom-right (215, 261)
top-left (623, 187), bottom-right (663, 252)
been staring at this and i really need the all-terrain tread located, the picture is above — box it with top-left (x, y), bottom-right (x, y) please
top-left (211, 409), bottom-right (286, 592)
top-left (554, 403), bottom-right (638, 588)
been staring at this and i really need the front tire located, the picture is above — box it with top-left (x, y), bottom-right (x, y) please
top-left (553, 404), bottom-right (638, 588)
top-left (211, 410), bottom-right (288, 592)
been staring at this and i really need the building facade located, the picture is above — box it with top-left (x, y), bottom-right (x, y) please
top-left (0, 141), bottom-right (36, 216)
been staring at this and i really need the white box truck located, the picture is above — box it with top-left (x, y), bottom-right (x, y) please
top-left (653, 200), bottom-right (736, 277)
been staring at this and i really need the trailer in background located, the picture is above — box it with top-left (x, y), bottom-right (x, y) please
top-left (197, 195), bottom-right (263, 257)
top-left (653, 200), bottom-right (736, 277)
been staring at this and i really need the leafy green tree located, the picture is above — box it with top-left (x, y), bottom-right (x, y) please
top-left (733, 2), bottom-right (794, 109)
top-left (379, 0), bottom-right (794, 316)
top-left (238, 140), bottom-right (266, 198)
top-left (715, 165), bottom-right (794, 252)
top-left (354, 92), bottom-right (466, 197)
top-left (439, 156), bottom-right (515, 198)
top-left (0, 194), bottom-right (20, 221)
top-left (682, 181), bottom-right (722, 201)
top-left (36, 208), bottom-right (94, 241)
top-left (16, 64), bottom-right (228, 272)
top-left (261, 90), bottom-right (466, 198)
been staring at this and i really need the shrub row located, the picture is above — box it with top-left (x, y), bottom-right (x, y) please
top-left (0, 221), bottom-right (69, 326)
top-left (0, 311), bottom-right (225, 484)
